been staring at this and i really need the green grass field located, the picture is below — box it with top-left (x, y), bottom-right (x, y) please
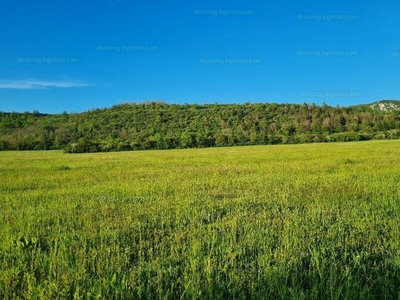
top-left (1, 141), bottom-right (400, 299)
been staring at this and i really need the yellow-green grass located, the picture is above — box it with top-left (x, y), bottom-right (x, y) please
top-left (1, 141), bottom-right (400, 299)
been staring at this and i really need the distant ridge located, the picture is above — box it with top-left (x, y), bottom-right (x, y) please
top-left (351, 100), bottom-right (400, 112)
top-left (1, 101), bottom-right (400, 152)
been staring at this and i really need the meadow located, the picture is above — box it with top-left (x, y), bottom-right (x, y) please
top-left (1, 140), bottom-right (400, 299)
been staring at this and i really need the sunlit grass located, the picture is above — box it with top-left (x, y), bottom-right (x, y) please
top-left (1, 141), bottom-right (400, 299)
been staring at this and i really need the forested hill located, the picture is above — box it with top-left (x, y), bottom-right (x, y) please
top-left (1, 102), bottom-right (400, 152)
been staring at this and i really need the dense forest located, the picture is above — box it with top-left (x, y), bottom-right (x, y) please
top-left (0, 101), bottom-right (399, 153)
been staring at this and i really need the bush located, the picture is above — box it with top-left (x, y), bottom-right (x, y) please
top-left (328, 132), bottom-right (361, 142)
top-left (373, 132), bottom-right (386, 140)
top-left (116, 142), bottom-right (131, 151)
top-left (386, 130), bottom-right (400, 139)
top-left (298, 134), bottom-right (315, 143)
top-left (0, 140), bottom-right (10, 151)
top-left (99, 143), bottom-right (115, 152)
top-left (358, 132), bottom-right (373, 141)
top-left (64, 139), bottom-right (100, 153)
top-left (63, 143), bottom-right (79, 153)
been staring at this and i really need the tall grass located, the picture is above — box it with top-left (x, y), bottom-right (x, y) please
top-left (1, 141), bottom-right (400, 299)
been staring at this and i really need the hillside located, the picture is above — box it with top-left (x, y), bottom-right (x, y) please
top-left (351, 100), bottom-right (400, 112)
top-left (1, 102), bottom-right (400, 152)
top-left (369, 100), bottom-right (400, 112)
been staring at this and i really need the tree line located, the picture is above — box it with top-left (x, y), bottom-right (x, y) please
top-left (0, 102), bottom-right (399, 153)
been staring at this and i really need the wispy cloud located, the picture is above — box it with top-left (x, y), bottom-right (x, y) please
top-left (0, 79), bottom-right (91, 89)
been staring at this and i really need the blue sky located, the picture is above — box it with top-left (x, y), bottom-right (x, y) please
top-left (0, 0), bottom-right (399, 114)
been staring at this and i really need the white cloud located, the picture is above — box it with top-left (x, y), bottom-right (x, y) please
top-left (0, 79), bottom-right (91, 89)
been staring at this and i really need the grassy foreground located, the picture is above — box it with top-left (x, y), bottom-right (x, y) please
top-left (1, 141), bottom-right (400, 299)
